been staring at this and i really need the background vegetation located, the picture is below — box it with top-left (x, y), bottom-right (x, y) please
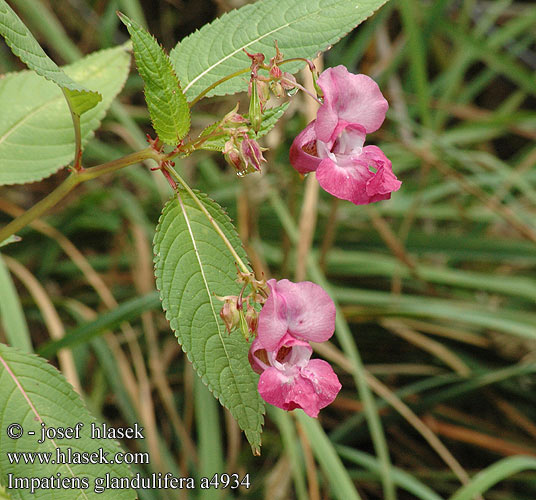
top-left (1, 0), bottom-right (535, 499)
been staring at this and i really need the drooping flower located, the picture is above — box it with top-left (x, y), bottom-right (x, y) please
top-left (248, 278), bottom-right (340, 416)
top-left (257, 279), bottom-right (336, 352)
top-left (249, 333), bottom-right (341, 418)
top-left (290, 65), bottom-right (401, 205)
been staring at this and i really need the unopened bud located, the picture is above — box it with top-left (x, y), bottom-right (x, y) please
top-left (281, 72), bottom-right (297, 90)
top-left (222, 103), bottom-right (248, 126)
top-left (219, 297), bottom-right (240, 333)
top-left (245, 303), bottom-right (258, 334)
top-left (223, 139), bottom-right (245, 173)
top-left (239, 308), bottom-right (250, 341)
top-left (249, 80), bottom-right (263, 132)
top-left (270, 65), bottom-right (282, 79)
top-left (270, 80), bottom-right (285, 98)
top-left (241, 137), bottom-right (266, 172)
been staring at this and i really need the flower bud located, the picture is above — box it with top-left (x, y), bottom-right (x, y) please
top-left (223, 139), bottom-right (245, 173)
top-left (270, 80), bottom-right (285, 98)
top-left (249, 80), bottom-right (263, 132)
top-left (241, 137), bottom-right (266, 172)
top-left (219, 297), bottom-right (240, 333)
top-left (280, 72), bottom-right (297, 90)
top-left (245, 303), bottom-right (258, 334)
top-left (222, 103), bottom-right (248, 127)
top-left (269, 65), bottom-right (282, 79)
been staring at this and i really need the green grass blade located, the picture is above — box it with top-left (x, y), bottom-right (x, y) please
top-left (296, 413), bottom-right (362, 500)
top-left (448, 456), bottom-right (536, 500)
top-left (336, 445), bottom-right (444, 500)
top-left (0, 256), bottom-right (32, 352)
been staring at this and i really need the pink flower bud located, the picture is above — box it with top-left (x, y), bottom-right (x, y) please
top-left (245, 303), bottom-right (258, 334)
top-left (223, 139), bottom-right (245, 172)
top-left (280, 72), bottom-right (297, 90)
top-left (219, 297), bottom-right (240, 333)
top-left (269, 65), bottom-right (282, 79)
top-left (240, 137), bottom-right (266, 172)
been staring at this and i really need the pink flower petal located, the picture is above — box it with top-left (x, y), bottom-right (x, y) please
top-left (316, 66), bottom-right (388, 141)
top-left (257, 279), bottom-right (289, 351)
top-left (316, 144), bottom-right (400, 205)
top-left (316, 155), bottom-right (373, 205)
top-left (258, 366), bottom-right (316, 414)
top-left (257, 358), bottom-right (341, 418)
top-left (289, 121), bottom-right (321, 174)
top-left (301, 359), bottom-right (342, 411)
top-left (273, 280), bottom-right (336, 344)
top-left (362, 145), bottom-right (402, 199)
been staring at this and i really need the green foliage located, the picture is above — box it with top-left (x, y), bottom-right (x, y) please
top-left (448, 456), bottom-right (536, 500)
top-left (118, 13), bottom-right (190, 145)
top-left (0, 343), bottom-right (135, 499)
top-left (0, 236), bottom-right (20, 248)
top-left (0, 0), bottom-right (101, 115)
top-left (0, 256), bottom-right (32, 353)
top-left (170, 0), bottom-right (389, 101)
top-left (153, 193), bottom-right (264, 453)
top-left (0, 46), bottom-right (130, 185)
top-left (198, 102), bottom-right (290, 151)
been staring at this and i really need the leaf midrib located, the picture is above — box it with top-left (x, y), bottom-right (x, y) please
top-left (0, 352), bottom-right (89, 500)
top-left (0, 95), bottom-right (65, 146)
top-left (182, 0), bottom-right (346, 93)
top-left (172, 195), bottom-right (257, 421)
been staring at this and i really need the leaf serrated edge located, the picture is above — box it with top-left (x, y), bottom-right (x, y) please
top-left (152, 193), bottom-right (264, 450)
top-left (172, 0), bottom-right (390, 101)
top-left (0, 344), bottom-right (133, 492)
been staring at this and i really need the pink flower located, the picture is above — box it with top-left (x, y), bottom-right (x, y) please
top-left (249, 333), bottom-right (341, 418)
top-left (257, 279), bottom-right (336, 352)
top-left (248, 278), bottom-right (340, 416)
top-left (290, 65), bottom-right (401, 205)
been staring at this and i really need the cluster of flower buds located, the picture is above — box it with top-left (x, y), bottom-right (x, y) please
top-left (244, 41), bottom-right (302, 131)
top-left (223, 134), bottom-right (266, 177)
top-left (217, 271), bottom-right (267, 340)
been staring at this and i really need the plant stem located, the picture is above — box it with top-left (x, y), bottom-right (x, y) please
top-left (164, 164), bottom-right (251, 275)
top-left (62, 89), bottom-right (83, 171)
top-left (0, 148), bottom-right (160, 244)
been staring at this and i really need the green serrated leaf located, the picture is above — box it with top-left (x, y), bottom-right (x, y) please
top-left (0, 343), bottom-right (135, 499)
top-left (0, 0), bottom-right (101, 116)
top-left (153, 192), bottom-right (264, 453)
top-left (170, 0), bottom-right (389, 101)
top-left (199, 102), bottom-right (289, 152)
top-left (0, 46), bottom-right (130, 185)
top-left (119, 13), bottom-right (190, 145)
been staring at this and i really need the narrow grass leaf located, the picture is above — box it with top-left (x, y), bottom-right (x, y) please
top-left (0, 256), bottom-right (32, 352)
top-left (448, 456), bottom-right (536, 500)
top-left (38, 292), bottom-right (160, 358)
top-left (296, 413), bottom-right (362, 500)
top-left (194, 375), bottom-right (223, 496)
top-left (336, 445), bottom-right (444, 500)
